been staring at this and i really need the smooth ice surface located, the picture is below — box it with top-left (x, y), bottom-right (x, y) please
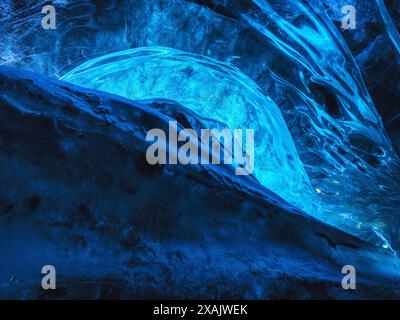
top-left (2, 66), bottom-right (400, 299)
top-left (61, 43), bottom-right (400, 253)
top-left (61, 47), bottom-right (316, 214)
top-left (1, 0), bottom-right (400, 299)
top-left (1, 0), bottom-right (400, 253)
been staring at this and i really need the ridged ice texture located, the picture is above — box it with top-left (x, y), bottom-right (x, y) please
top-left (60, 42), bottom-right (400, 254)
top-left (1, 0), bottom-right (400, 251)
top-left (61, 47), bottom-right (316, 213)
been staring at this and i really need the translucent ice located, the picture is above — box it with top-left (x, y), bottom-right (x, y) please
top-left (62, 47), bottom-right (317, 214)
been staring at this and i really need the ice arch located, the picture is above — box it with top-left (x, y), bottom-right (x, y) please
top-left (61, 46), bottom-right (317, 214)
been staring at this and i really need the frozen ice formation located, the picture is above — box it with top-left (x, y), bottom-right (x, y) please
top-left (61, 47), bottom-right (316, 214)
top-left (60, 44), bottom-right (400, 254)
top-left (0, 0), bottom-right (399, 298)
top-left (1, 66), bottom-right (400, 298)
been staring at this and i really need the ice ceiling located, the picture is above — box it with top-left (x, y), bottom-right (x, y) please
top-left (1, 0), bottom-right (400, 253)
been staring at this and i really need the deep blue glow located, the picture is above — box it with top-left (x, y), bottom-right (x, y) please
top-left (1, 0), bottom-right (400, 299)
top-left (60, 41), bottom-right (400, 253)
top-left (61, 47), bottom-right (316, 214)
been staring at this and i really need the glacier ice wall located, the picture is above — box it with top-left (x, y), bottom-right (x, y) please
top-left (1, 0), bottom-right (400, 253)
top-left (2, 66), bottom-right (400, 299)
top-left (61, 47), bottom-right (317, 214)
